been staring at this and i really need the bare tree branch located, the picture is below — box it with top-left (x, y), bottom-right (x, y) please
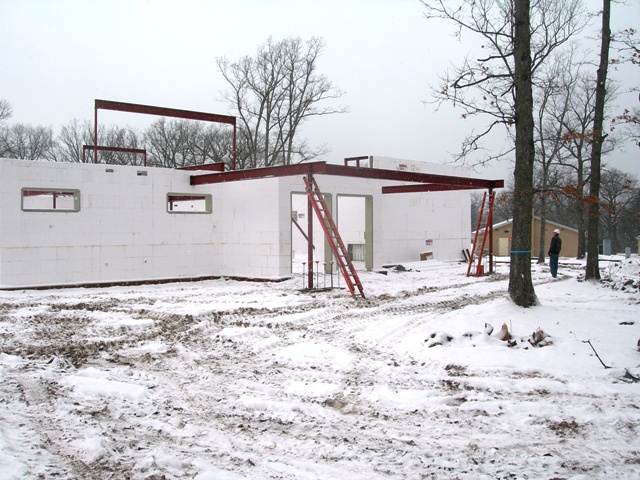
top-left (0, 99), bottom-right (12, 123)
top-left (421, 0), bottom-right (589, 169)
top-left (217, 36), bottom-right (348, 168)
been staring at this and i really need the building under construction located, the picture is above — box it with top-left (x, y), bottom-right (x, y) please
top-left (0, 101), bottom-right (503, 294)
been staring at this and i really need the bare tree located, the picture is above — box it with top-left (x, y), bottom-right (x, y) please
top-left (198, 124), bottom-right (236, 168)
top-left (585, 0), bottom-right (611, 281)
top-left (506, 0), bottom-right (537, 306)
top-left (560, 76), bottom-right (619, 258)
top-left (533, 48), bottom-right (579, 263)
top-left (599, 168), bottom-right (637, 253)
top-left (535, 55), bottom-right (619, 259)
top-left (97, 125), bottom-right (143, 166)
top-left (0, 123), bottom-right (56, 160)
top-left (53, 119), bottom-right (94, 162)
top-left (556, 73), bottom-right (597, 258)
top-left (421, 0), bottom-right (587, 306)
top-left (217, 36), bottom-right (346, 168)
top-left (620, 186), bottom-right (640, 253)
top-left (422, 0), bottom-right (588, 167)
top-left (53, 120), bottom-right (144, 165)
top-left (144, 118), bottom-right (232, 168)
top-left (0, 99), bottom-right (12, 123)
top-left (612, 106), bottom-right (640, 147)
top-left (144, 118), bottom-right (194, 168)
top-left (611, 28), bottom-right (639, 147)
top-left (493, 190), bottom-right (517, 224)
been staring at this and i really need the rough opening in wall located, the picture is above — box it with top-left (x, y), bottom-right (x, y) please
top-left (21, 188), bottom-right (80, 212)
top-left (337, 194), bottom-right (373, 272)
top-left (166, 193), bottom-right (212, 213)
top-left (291, 191), bottom-right (329, 278)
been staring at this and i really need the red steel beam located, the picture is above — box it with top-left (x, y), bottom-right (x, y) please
top-left (189, 160), bottom-right (504, 191)
top-left (82, 145), bottom-right (147, 165)
top-left (177, 163), bottom-right (225, 172)
top-left (168, 195), bottom-right (208, 201)
top-left (94, 99), bottom-right (236, 169)
top-left (322, 164), bottom-right (504, 189)
top-left (382, 184), bottom-right (479, 194)
top-left (95, 99), bottom-right (236, 125)
top-left (190, 161), bottom-right (329, 185)
top-left (22, 190), bottom-right (74, 197)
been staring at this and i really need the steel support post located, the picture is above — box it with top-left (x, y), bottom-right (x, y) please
top-left (489, 188), bottom-right (494, 274)
top-left (307, 173), bottom-right (314, 289)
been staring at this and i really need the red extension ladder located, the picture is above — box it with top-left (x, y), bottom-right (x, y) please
top-left (467, 191), bottom-right (495, 277)
top-left (303, 176), bottom-right (365, 298)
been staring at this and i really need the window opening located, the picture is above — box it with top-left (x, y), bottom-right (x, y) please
top-left (22, 188), bottom-right (80, 212)
top-left (167, 193), bottom-right (212, 213)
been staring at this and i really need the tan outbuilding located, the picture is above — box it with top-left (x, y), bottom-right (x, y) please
top-left (478, 217), bottom-right (579, 258)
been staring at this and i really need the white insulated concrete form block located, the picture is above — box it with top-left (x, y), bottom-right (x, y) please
top-left (216, 177), bottom-right (290, 280)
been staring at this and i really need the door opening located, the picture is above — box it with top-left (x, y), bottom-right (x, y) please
top-left (337, 195), bottom-right (373, 271)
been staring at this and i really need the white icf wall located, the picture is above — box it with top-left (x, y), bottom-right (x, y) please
top-left (0, 156), bottom-right (474, 288)
top-left (372, 156), bottom-right (471, 263)
top-left (280, 156), bottom-right (472, 270)
top-left (0, 158), bottom-right (223, 288)
top-left (216, 177), bottom-right (291, 279)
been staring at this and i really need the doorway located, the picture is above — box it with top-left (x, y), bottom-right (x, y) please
top-left (336, 194), bottom-right (373, 271)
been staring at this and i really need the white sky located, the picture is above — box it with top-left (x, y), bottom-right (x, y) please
top-left (1, 0), bottom-right (638, 180)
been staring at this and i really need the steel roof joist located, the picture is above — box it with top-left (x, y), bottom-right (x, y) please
top-left (190, 162), bottom-right (329, 185)
top-left (382, 184), bottom-right (481, 194)
top-left (321, 164), bottom-right (503, 189)
top-left (190, 161), bottom-right (503, 191)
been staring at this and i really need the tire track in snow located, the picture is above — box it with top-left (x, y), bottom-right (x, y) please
top-left (4, 361), bottom-right (109, 479)
top-left (4, 271), bottom-right (636, 478)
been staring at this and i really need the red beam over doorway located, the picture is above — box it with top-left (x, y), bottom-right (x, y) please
top-left (82, 144), bottom-right (147, 165)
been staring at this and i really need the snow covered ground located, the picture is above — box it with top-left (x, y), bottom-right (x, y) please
top-left (1, 256), bottom-right (639, 479)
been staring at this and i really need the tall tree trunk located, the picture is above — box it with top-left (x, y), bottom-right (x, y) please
top-left (537, 165), bottom-right (549, 264)
top-left (585, 0), bottom-right (611, 280)
top-left (509, 0), bottom-right (538, 307)
top-left (538, 193), bottom-right (547, 264)
top-left (576, 176), bottom-right (587, 259)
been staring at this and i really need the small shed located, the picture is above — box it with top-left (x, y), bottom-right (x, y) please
top-left (479, 217), bottom-right (579, 258)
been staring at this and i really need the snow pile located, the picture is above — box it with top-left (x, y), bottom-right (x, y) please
top-left (0, 256), bottom-right (638, 479)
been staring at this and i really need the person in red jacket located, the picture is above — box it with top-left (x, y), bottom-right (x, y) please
top-left (548, 229), bottom-right (562, 278)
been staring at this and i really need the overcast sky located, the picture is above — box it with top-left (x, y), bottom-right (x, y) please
top-left (1, 0), bottom-right (638, 180)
